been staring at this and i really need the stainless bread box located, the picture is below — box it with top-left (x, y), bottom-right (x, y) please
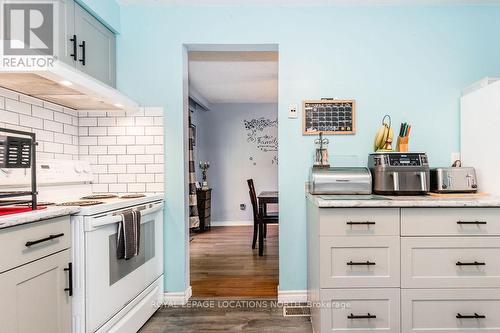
top-left (309, 167), bottom-right (372, 195)
top-left (430, 167), bottom-right (477, 193)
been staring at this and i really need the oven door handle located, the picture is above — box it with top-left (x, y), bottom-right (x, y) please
top-left (88, 202), bottom-right (164, 229)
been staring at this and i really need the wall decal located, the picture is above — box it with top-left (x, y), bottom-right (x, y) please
top-left (244, 117), bottom-right (278, 143)
top-left (244, 117), bottom-right (278, 166)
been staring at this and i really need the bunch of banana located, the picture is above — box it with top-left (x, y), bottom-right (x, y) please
top-left (373, 123), bottom-right (394, 152)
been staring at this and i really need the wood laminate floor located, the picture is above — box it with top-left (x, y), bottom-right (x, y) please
top-left (138, 300), bottom-right (312, 333)
top-left (190, 225), bottom-right (279, 298)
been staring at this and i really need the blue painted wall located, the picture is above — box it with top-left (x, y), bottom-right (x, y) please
top-left (116, 4), bottom-right (500, 292)
top-left (77, 0), bottom-right (120, 32)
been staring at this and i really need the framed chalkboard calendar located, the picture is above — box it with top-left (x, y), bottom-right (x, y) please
top-left (303, 99), bottom-right (356, 135)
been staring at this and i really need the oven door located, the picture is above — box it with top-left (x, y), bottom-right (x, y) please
top-left (84, 201), bottom-right (164, 333)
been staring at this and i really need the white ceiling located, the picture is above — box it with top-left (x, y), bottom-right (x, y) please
top-left (188, 51), bottom-right (278, 104)
top-left (120, 0), bottom-right (500, 5)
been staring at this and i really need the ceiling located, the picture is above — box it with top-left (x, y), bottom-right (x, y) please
top-left (120, 0), bottom-right (500, 5)
top-left (188, 51), bottom-right (278, 105)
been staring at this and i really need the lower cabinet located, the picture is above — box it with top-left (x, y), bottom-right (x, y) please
top-left (0, 249), bottom-right (72, 333)
top-left (402, 289), bottom-right (500, 332)
top-left (319, 288), bottom-right (400, 333)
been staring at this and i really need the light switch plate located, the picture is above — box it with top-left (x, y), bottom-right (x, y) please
top-left (288, 104), bottom-right (298, 119)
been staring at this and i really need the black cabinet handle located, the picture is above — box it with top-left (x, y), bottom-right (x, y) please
top-left (25, 233), bottom-right (64, 247)
top-left (347, 261), bottom-right (376, 266)
top-left (456, 261), bottom-right (486, 266)
top-left (348, 313), bottom-right (377, 319)
top-left (346, 221), bottom-right (376, 225)
top-left (69, 35), bottom-right (77, 61)
top-left (79, 40), bottom-right (86, 66)
top-left (457, 221), bottom-right (487, 225)
top-left (456, 313), bottom-right (486, 319)
top-left (64, 263), bottom-right (73, 296)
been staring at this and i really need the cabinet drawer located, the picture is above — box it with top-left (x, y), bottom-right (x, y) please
top-left (0, 216), bottom-right (71, 273)
top-left (320, 236), bottom-right (400, 288)
top-left (320, 288), bottom-right (400, 333)
top-left (401, 237), bottom-right (500, 288)
top-left (320, 208), bottom-right (399, 236)
top-left (402, 289), bottom-right (500, 332)
top-left (401, 208), bottom-right (500, 236)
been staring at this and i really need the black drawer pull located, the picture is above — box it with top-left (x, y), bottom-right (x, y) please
top-left (64, 263), bottom-right (73, 296)
top-left (25, 233), bottom-right (64, 247)
top-left (346, 221), bottom-right (376, 225)
top-left (456, 313), bottom-right (486, 319)
top-left (457, 221), bottom-right (487, 225)
top-left (79, 40), bottom-right (86, 65)
top-left (348, 313), bottom-right (377, 319)
top-left (456, 261), bottom-right (486, 266)
top-left (347, 261), bottom-right (376, 266)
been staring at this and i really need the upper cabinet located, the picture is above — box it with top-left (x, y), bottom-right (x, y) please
top-left (58, 0), bottom-right (116, 87)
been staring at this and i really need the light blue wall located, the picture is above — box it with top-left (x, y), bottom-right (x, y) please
top-left (116, 4), bottom-right (500, 292)
top-left (76, 0), bottom-right (120, 32)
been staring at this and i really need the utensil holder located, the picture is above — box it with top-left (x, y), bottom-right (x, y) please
top-left (396, 136), bottom-right (409, 152)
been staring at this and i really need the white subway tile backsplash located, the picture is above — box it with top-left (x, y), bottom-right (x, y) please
top-left (127, 164), bottom-right (145, 174)
top-left (98, 117), bottom-right (116, 127)
top-left (19, 114), bottom-right (43, 129)
top-left (88, 126), bottom-right (107, 136)
top-left (6, 99), bottom-right (31, 115)
top-left (44, 119), bottom-right (64, 132)
top-left (0, 109), bottom-right (19, 124)
top-left (4, 94), bottom-right (165, 195)
top-left (98, 155), bottom-right (117, 164)
top-left (54, 112), bottom-right (73, 124)
top-left (0, 87), bottom-right (20, 100)
top-left (126, 126), bottom-right (145, 136)
top-left (79, 117), bottom-right (97, 126)
top-left (107, 145), bottom-right (126, 155)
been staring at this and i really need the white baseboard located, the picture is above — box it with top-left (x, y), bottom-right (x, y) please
top-left (163, 286), bottom-right (192, 306)
top-left (211, 220), bottom-right (253, 227)
top-left (278, 287), bottom-right (308, 304)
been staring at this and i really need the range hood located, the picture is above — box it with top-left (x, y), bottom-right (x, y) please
top-left (0, 60), bottom-right (139, 111)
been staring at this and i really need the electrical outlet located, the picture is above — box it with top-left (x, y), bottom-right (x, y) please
top-left (288, 104), bottom-right (298, 119)
top-left (240, 204), bottom-right (246, 210)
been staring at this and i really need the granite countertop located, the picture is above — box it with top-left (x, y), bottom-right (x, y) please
top-left (307, 193), bottom-right (500, 208)
top-left (0, 206), bottom-right (81, 230)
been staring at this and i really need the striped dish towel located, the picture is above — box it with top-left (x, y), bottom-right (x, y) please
top-left (117, 210), bottom-right (141, 259)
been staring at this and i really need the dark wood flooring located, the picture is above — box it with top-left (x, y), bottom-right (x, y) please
top-left (190, 225), bottom-right (279, 298)
top-left (138, 300), bottom-right (312, 333)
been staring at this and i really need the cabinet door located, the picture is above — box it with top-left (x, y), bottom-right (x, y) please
top-left (0, 250), bottom-right (72, 333)
top-left (74, 3), bottom-right (116, 87)
top-left (56, 0), bottom-right (76, 66)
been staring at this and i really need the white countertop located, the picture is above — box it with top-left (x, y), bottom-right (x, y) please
top-left (307, 193), bottom-right (500, 208)
top-left (0, 206), bottom-right (81, 230)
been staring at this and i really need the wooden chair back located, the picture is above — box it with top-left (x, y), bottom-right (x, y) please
top-left (247, 179), bottom-right (259, 220)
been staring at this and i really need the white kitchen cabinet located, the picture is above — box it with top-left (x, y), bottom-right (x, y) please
top-left (74, 3), bottom-right (116, 87)
top-left (402, 289), bottom-right (500, 332)
top-left (320, 236), bottom-right (400, 288)
top-left (307, 199), bottom-right (500, 333)
top-left (56, 0), bottom-right (116, 87)
top-left (0, 249), bottom-right (72, 333)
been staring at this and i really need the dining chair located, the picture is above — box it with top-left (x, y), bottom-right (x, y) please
top-left (247, 179), bottom-right (260, 250)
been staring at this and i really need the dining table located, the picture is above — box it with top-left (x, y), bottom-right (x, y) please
top-left (257, 191), bottom-right (278, 256)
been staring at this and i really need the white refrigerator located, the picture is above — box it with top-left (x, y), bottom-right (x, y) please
top-left (461, 77), bottom-right (500, 195)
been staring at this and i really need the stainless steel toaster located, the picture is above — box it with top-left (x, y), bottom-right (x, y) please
top-left (368, 152), bottom-right (430, 195)
top-left (309, 167), bottom-right (372, 195)
top-left (430, 167), bottom-right (477, 193)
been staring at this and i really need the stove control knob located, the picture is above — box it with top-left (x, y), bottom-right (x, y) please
top-left (74, 164), bottom-right (83, 173)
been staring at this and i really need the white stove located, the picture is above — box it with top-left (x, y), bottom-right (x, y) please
top-left (0, 159), bottom-right (165, 333)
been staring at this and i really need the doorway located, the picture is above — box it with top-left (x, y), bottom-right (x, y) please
top-left (186, 47), bottom-right (279, 298)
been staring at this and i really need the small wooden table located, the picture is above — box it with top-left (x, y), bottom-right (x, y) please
top-left (257, 191), bottom-right (279, 256)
